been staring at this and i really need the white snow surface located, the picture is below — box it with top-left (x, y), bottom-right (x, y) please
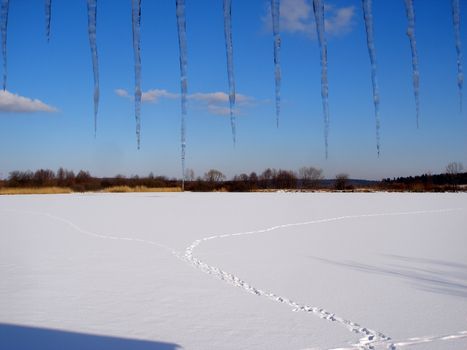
top-left (1, 192), bottom-right (466, 350)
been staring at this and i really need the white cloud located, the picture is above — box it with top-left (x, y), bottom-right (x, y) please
top-left (116, 88), bottom-right (254, 116)
top-left (190, 91), bottom-right (230, 104)
top-left (325, 5), bottom-right (355, 37)
top-left (115, 88), bottom-right (129, 97)
top-left (206, 105), bottom-right (232, 116)
top-left (115, 88), bottom-right (178, 103)
top-left (142, 89), bottom-right (178, 103)
top-left (263, 0), bottom-right (355, 38)
top-left (189, 92), bottom-right (251, 104)
top-left (189, 92), bottom-right (253, 116)
top-left (0, 90), bottom-right (58, 113)
top-left (279, 0), bottom-right (314, 34)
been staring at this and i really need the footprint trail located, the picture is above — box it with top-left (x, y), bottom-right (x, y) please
top-left (3, 206), bottom-right (465, 350)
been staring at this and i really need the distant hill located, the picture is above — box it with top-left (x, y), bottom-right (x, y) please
top-left (320, 179), bottom-right (380, 188)
top-left (382, 172), bottom-right (467, 185)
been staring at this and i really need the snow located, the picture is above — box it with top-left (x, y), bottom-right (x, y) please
top-left (1, 192), bottom-right (466, 349)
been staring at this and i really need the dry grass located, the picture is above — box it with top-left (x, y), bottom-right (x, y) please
top-left (102, 186), bottom-right (182, 193)
top-left (0, 187), bottom-right (73, 195)
top-left (0, 186), bottom-right (182, 195)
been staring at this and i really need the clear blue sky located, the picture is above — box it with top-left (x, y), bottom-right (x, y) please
top-left (0, 0), bottom-right (465, 180)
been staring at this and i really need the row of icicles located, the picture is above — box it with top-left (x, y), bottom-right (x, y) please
top-left (0, 0), bottom-right (464, 187)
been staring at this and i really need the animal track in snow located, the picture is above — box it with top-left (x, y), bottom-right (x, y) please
top-left (183, 208), bottom-right (464, 350)
top-left (3, 206), bottom-right (465, 349)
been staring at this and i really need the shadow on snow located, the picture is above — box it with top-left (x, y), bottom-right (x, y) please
top-left (0, 323), bottom-right (182, 350)
top-left (312, 254), bottom-right (467, 299)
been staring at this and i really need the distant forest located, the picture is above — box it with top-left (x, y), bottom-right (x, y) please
top-left (1, 163), bottom-right (466, 193)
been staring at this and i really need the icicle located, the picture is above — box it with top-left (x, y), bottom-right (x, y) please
top-left (87, 0), bottom-right (99, 137)
top-left (362, 0), bottom-right (381, 156)
top-left (45, 0), bottom-right (51, 42)
top-left (452, 0), bottom-right (463, 112)
top-left (312, 0), bottom-right (330, 159)
top-left (132, 0), bottom-right (142, 149)
top-left (403, 0), bottom-right (420, 127)
top-left (223, 0), bottom-right (236, 146)
top-left (176, 0), bottom-right (188, 191)
top-left (1, 0), bottom-right (9, 91)
top-left (271, 0), bottom-right (281, 128)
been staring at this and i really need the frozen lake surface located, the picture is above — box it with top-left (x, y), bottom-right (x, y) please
top-left (1, 192), bottom-right (466, 349)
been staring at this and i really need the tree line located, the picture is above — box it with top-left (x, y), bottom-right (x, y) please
top-left (381, 162), bottom-right (466, 191)
top-left (0, 162), bottom-right (465, 192)
top-left (2, 168), bottom-right (179, 192)
top-left (186, 167), bottom-right (328, 191)
top-left (1, 166), bottom-right (331, 192)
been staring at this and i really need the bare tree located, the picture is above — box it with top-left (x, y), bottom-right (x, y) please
top-left (76, 170), bottom-right (92, 184)
top-left (185, 168), bottom-right (195, 182)
top-left (56, 167), bottom-right (75, 187)
top-left (334, 173), bottom-right (349, 191)
top-left (446, 162), bottom-right (464, 175)
top-left (298, 166), bottom-right (324, 189)
top-left (248, 172), bottom-right (258, 189)
top-left (33, 169), bottom-right (55, 187)
top-left (204, 169), bottom-right (226, 184)
top-left (446, 162), bottom-right (464, 191)
top-left (260, 168), bottom-right (274, 189)
top-left (64, 169), bottom-right (76, 187)
top-left (8, 170), bottom-right (33, 187)
top-left (259, 168), bottom-right (277, 188)
top-left (275, 169), bottom-right (297, 189)
top-left (235, 173), bottom-right (249, 182)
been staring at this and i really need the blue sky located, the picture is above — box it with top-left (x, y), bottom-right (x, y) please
top-left (0, 0), bottom-right (466, 180)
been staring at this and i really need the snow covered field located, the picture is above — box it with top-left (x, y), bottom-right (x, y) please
top-left (1, 192), bottom-right (466, 350)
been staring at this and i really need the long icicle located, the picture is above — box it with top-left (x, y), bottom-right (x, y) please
top-left (45, 0), bottom-right (51, 42)
top-left (452, 0), bottom-right (464, 112)
top-left (362, 0), bottom-right (381, 156)
top-left (271, 0), bottom-right (281, 128)
top-left (312, 0), bottom-right (330, 159)
top-left (87, 0), bottom-right (99, 137)
top-left (223, 0), bottom-right (236, 146)
top-left (1, 0), bottom-right (9, 91)
top-left (132, 0), bottom-right (142, 149)
top-left (403, 0), bottom-right (420, 127)
top-left (176, 0), bottom-right (188, 191)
